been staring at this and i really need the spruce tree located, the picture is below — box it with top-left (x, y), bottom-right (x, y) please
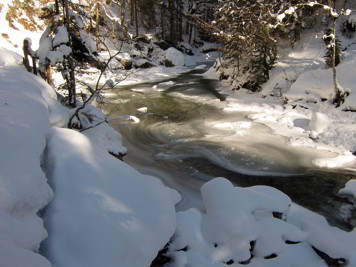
top-left (323, 28), bottom-right (342, 68)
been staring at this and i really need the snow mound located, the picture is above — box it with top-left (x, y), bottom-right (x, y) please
top-left (309, 111), bottom-right (330, 138)
top-left (168, 178), bottom-right (331, 266)
top-left (45, 127), bottom-right (181, 267)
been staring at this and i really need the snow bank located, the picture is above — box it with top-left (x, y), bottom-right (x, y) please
top-left (285, 59), bottom-right (356, 111)
top-left (287, 204), bottom-right (356, 266)
top-left (168, 178), bottom-right (330, 266)
top-left (0, 50), bottom-right (56, 266)
top-left (68, 104), bottom-right (127, 155)
top-left (313, 153), bottom-right (356, 168)
top-left (45, 127), bottom-right (181, 267)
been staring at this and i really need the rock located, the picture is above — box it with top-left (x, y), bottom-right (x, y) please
top-left (177, 43), bottom-right (194, 56)
top-left (119, 58), bottom-right (132, 70)
top-left (154, 40), bottom-right (171, 50)
top-left (134, 35), bottom-right (151, 44)
top-left (163, 47), bottom-right (185, 67)
top-left (242, 80), bottom-right (262, 92)
top-left (134, 43), bottom-right (144, 51)
top-left (134, 58), bottom-right (156, 68)
top-left (162, 59), bottom-right (174, 67)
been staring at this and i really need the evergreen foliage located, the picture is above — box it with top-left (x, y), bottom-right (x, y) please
top-left (323, 28), bottom-right (342, 68)
top-left (37, 0), bottom-right (102, 107)
top-left (212, 0), bottom-right (288, 91)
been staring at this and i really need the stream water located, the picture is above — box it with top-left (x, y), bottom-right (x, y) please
top-left (102, 67), bottom-right (356, 230)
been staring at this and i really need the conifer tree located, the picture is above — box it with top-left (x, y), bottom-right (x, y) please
top-left (323, 28), bottom-right (342, 68)
top-left (37, 0), bottom-right (99, 107)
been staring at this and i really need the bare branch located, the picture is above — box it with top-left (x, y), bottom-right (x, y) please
top-left (67, 41), bottom-right (125, 129)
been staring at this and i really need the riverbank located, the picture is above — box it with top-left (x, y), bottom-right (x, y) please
top-left (0, 47), bottom-right (181, 267)
top-left (1, 44), bottom-right (356, 266)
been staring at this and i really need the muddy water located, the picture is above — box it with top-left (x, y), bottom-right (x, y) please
top-left (102, 67), bottom-right (355, 230)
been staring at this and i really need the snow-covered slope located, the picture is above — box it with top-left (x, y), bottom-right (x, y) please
top-left (202, 29), bottom-right (356, 169)
top-left (0, 47), bottom-right (54, 267)
top-left (44, 127), bottom-right (180, 267)
top-left (0, 45), bottom-right (182, 266)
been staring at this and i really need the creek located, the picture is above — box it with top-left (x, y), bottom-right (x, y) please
top-left (102, 66), bottom-right (356, 230)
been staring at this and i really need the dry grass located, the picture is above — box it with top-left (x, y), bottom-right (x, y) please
top-left (5, 0), bottom-right (54, 32)
top-left (1, 33), bottom-right (18, 48)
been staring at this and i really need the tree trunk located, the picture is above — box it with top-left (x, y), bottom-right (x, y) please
top-left (178, 0), bottom-right (183, 41)
top-left (55, 0), bottom-right (59, 14)
top-left (160, 2), bottom-right (165, 39)
top-left (68, 57), bottom-right (76, 107)
top-left (169, 0), bottom-right (174, 42)
top-left (130, 0), bottom-right (134, 26)
top-left (329, 0), bottom-right (346, 107)
top-left (134, 0), bottom-right (139, 37)
top-left (120, 0), bottom-right (127, 37)
top-left (96, 1), bottom-right (100, 49)
top-left (64, 0), bottom-right (76, 107)
top-left (344, 0), bottom-right (349, 8)
top-left (64, 0), bottom-right (69, 26)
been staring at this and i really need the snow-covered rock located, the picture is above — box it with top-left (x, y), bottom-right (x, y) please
top-left (168, 178), bottom-right (329, 267)
top-left (162, 47), bottom-right (185, 67)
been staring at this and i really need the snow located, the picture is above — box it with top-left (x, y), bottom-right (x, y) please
top-left (137, 106), bottom-right (148, 113)
top-left (162, 47), bottom-right (186, 67)
top-left (349, 13), bottom-right (356, 27)
top-left (285, 58), bottom-right (356, 111)
top-left (79, 29), bottom-right (97, 54)
top-left (44, 127), bottom-right (180, 267)
top-left (0, 0), bottom-right (43, 55)
top-left (1, 2), bottom-right (356, 266)
top-left (46, 49), bottom-right (70, 65)
top-left (0, 242), bottom-right (51, 267)
top-left (168, 178), bottom-right (356, 267)
top-left (287, 204), bottom-right (356, 265)
top-left (0, 45), bottom-right (183, 267)
top-left (309, 111), bottom-right (330, 138)
top-left (36, 26), bottom-right (52, 67)
top-left (200, 31), bottom-right (356, 169)
top-left (70, 104), bottom-right (127, 155)
top-left (0, 46), bottom-right (22, 67)
top-left (0, 49), bottom-right (57, 266)
top-left (339, 179), bottom-right (356, 199)
top-left (53, 26), bottom-right (69, 47)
